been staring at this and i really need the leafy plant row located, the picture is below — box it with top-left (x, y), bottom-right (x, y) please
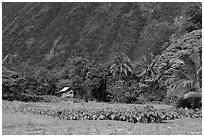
top-left (3, 105), bottom-right (201, 124)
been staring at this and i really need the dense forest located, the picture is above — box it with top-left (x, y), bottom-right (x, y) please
top-left (2, 2), bottom-right (202, 106)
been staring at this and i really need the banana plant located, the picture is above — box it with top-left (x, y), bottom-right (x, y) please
top-left (135, 52), bottom-right (158, 83)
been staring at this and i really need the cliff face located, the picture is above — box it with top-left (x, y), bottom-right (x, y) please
top-left (2, 2), bottom-right (201, 69)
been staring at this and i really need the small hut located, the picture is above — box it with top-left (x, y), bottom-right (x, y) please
top-left (55, 87), bottom-right (74, 98)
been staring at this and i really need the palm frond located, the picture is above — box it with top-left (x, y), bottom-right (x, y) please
top-left (2, 53), bottom-right (11, 64)
top-left (110, 64), bottom-right (116, 71)
top-left (197, 67), bottom-right (202, 79)
top-left (142, 56), bottom-right (148, 65)
top-left (123, 68), bottom-right (127, 76)
top-left (109, 53), bottom-right (133, 80)
top-left (191, 47), bottom-right (201, 69)
top-left (173, 79), bottom-right (185, 90)
top-left (173, 70), bottom-right (193, 80)
top-left (138, 83), bottom-right (149, 89)
top-left (145, 79), bottom-right (154, 83)
top-left (173, 79), bottom-right (195, 91)
top-left (183, 80), bottom-right (194, 89)
top-left (169, 57), bottom-right (185, 66)
top-left (138, 70), bottom-right (147, 77)
top-left (124, 64), bottom-right (133, 73)
top-left (165, 77), bottom-right (174, 85)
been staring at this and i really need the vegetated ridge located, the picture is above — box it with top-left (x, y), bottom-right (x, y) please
top-left (2, 2), bottom-right (202, 105)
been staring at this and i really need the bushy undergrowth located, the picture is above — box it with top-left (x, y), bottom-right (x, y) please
top-left (2, 67), bottom-right (58, 102)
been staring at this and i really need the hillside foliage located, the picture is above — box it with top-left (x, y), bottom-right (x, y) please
top-left (2, 2), bottom-right (202, 106)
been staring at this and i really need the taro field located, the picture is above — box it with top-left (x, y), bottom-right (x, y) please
top-left (2, 100), bottom-right (202, 135)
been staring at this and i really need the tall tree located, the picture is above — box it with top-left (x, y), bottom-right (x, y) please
top-left (169, 47), bottom-right (202, 93)
top-left (109, 53), bottom-right (133, 81)
top-left (135, 52), bottom-right (157, 82)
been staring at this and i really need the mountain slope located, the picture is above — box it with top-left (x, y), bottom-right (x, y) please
top-left (2, 2), bottom-right (201, 69)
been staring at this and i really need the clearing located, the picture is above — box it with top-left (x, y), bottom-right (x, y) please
top-left (2, 100), bottom-right (202, 135)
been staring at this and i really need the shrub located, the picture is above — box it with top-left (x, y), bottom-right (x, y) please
top-left (107, 80), bottom-right (128, 103)
top-left (176, 96), bottom-right (202, 109)
top-left (176, 97), bottom-right (192, 109)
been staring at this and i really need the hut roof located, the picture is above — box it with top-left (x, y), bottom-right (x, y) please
top-left (56, 87), bottom-right (71, 94)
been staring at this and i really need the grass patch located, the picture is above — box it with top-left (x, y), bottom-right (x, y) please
top-left (2, 110), bottom-right (202, 135)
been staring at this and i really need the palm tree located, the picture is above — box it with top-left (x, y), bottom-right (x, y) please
top-left (169, 47), bottom-right (202, 108)
top-left (109, 53), bottom-right (133, 81)
top-left (108, 53), bottom-right (133, 102)
top-left (170, 47), bottom-right (202, 92)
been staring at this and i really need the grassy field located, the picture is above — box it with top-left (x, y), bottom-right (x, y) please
top-left (2, 100), bottom-right (202, 135)
top-left (2, 100), bottom-right (173, 110)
